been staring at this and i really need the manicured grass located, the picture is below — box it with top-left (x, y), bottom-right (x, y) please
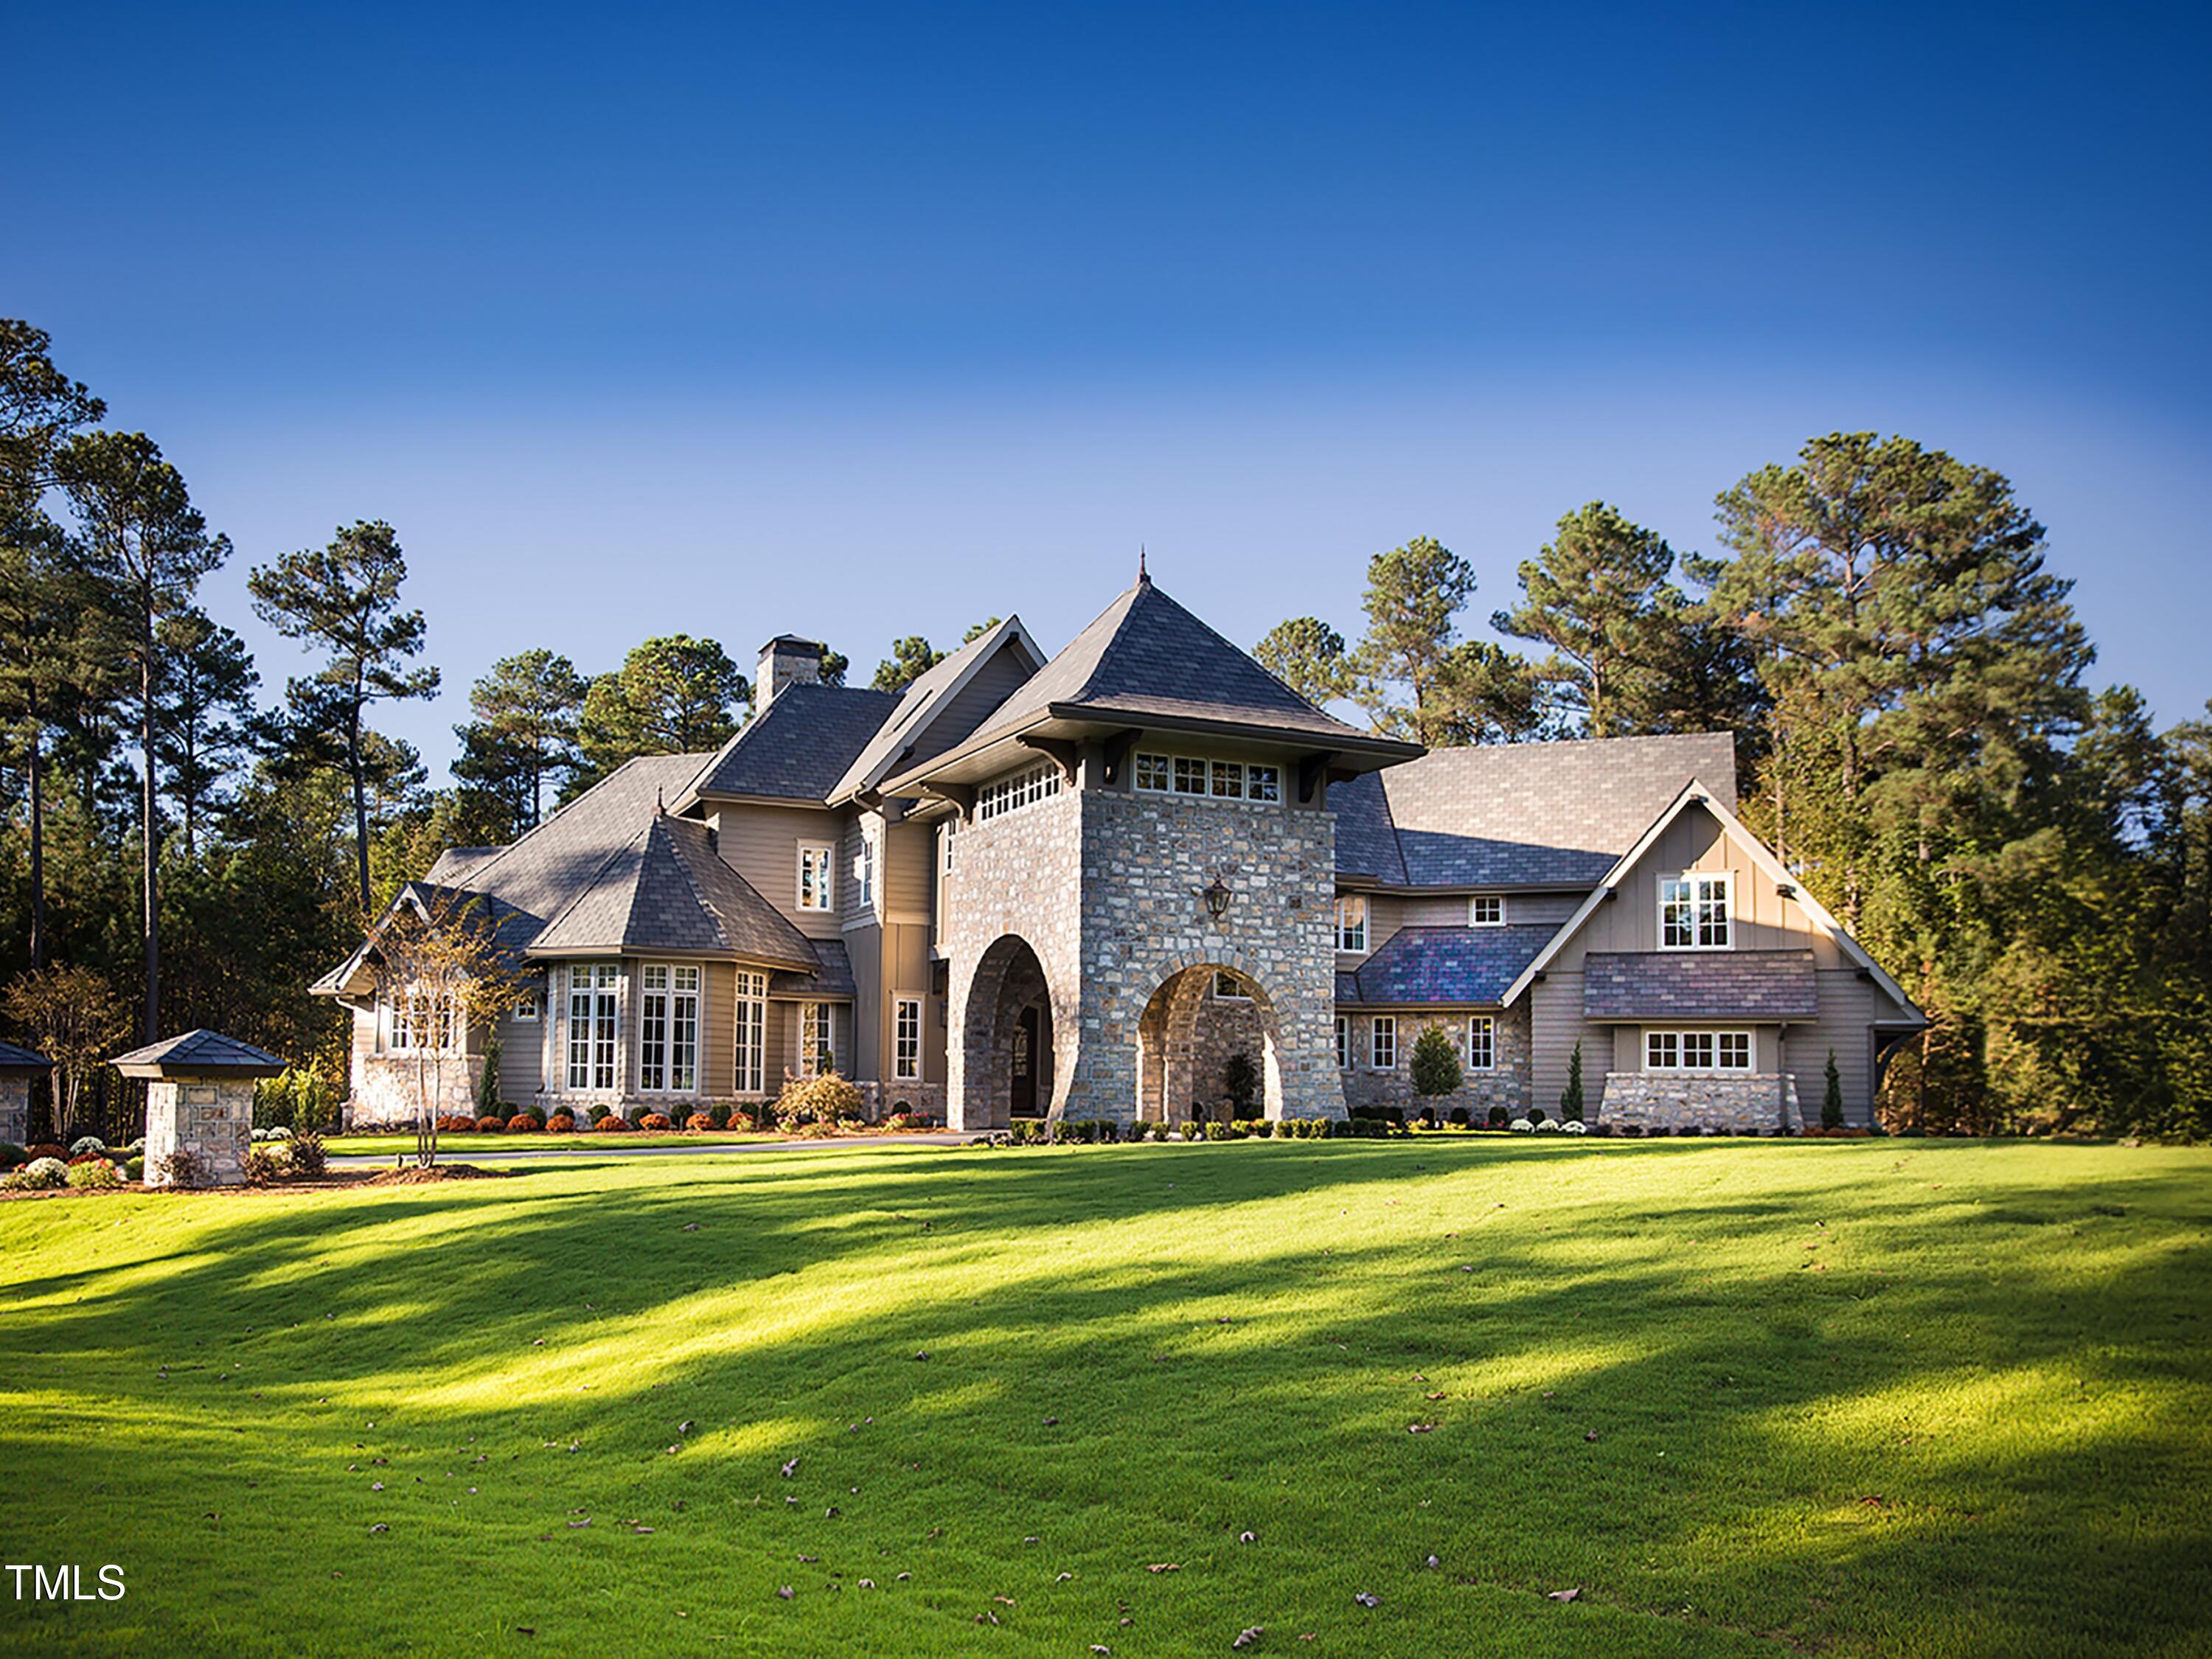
top-left (1, 1139), bottom-right (2206, 1658)
top-left (320, 1130), bottom-right (777, 1158)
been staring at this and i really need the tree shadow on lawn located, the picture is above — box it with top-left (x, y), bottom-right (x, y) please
top-left (3, 1140), bottom-right (2208, 1657)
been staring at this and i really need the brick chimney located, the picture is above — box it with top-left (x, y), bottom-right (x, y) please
top-left (757, 635), bottom-right (825, 706)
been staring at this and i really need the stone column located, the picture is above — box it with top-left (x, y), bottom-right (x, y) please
top-left (0, 1074), bottom-right (29, 1146)
top-left (143, 1076), bottom-right (257, 1186)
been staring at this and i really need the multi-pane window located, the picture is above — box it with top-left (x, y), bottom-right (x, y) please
top-left (638, 964), bottom-right (700, 1093)
top-left (1371, 1015), bottom-right (1397, 1070)
top-left (1334, 1015), bottom-right (1349, 1068)
top-left (1645, 1029), bottom-right (1753, 1071)
top-left (1470, 895), bottom-right (1504, 927)
top-left (941, 817), bottom-right (956, 873)
top-left (1133, 752), bottom-right (1283, 805)
top-left (801, 1001), bottom-right (837, 1076)
top-left (512, 992), bottom-right (539, 1023)
top-left (1335, 894), bottom-right (1368, 952)
top-left (976, 762), bottom-right (1061, 821)
top-left (388, 990), bottom-right (452, 1053)
top-left (799, 844), bottom-right (835, 911)
top-left (1467, 1015), bottom-right (1495, 1071)
top-left (855, 827), bottom-right (876, 909)
top-left (894, 997), bottom-right (922, 1080)
top-left (1660, 873), bottom-right (1731, 949)
top-left (566, 962), bottom-right (620, 1091)
top-left (733, 970), bottom-right (766, 1096)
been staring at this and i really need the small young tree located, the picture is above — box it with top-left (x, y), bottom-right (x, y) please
top-left (1410, 1023), bottom-right (1463, 1101)
top-left (476, 1033), bottom-right (504, 1119)
top-left (3, 963), bottom-right (129, 1144)
top-left (371, 888), bottom-right (520, 1167)
top-left (1560, 1041), bottom-right (1585, 1121)
top-left (1822, 1048), bottom-right (1846, 1130)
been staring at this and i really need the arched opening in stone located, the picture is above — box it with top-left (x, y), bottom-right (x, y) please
top-left (960, 933), bottom-right (1058, 1130)
top-left (1135, 963), bottom-right (1288, 1126)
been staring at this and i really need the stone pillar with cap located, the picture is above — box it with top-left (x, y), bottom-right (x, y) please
top-left (0, 1041), bottom-right (52, 1147)
top-left (111, 1030), bottom-right (290, 1187)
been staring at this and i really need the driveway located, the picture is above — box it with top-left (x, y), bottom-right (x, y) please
top-left (327, 1131), bottom-right (970, 1169)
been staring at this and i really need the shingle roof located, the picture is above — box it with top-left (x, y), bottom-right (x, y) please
top-left (770, 937), bottom-right (858, 1000)
top-left (0, 1040), bottom-right (52, 1071)
top-left (1329, 772), bottom-right (1410, 885)
top-left (1336, 925), bottom-right (1556, 1006)
top-left (689, 683), bottom-right (901, 804)
top-left (965, 577), bottom-right (1381, 747)
top-left (1337, 732), bottom-right (1738, 887)
top-left (110, 1029), bottom-right (290, 1077)
top-left (532, 813), bottom-right (818, 968)
top-left (424, 846), bottom-right (502, 883)
top-left (1583, 950), bottom-right (1820, 1020)
top-left (829, 621), bottom-right (1038, 803)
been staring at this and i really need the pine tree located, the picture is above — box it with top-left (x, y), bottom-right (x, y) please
top-left (1410, 1023), bottom-right (1463, 1099)
top-left (1255, 616), bottom-right (1352, 707)
top-left (451, 649), bottom-right (586, 832)
top-left (574, 636), bottom-right (748, 789)
top-left (1560, 1041), bottom-right (1585, 1121)
top-left (1821, 1048), bottom-right (1844, 1130)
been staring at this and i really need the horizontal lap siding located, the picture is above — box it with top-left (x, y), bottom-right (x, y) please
top-left (1529, 975), bottom-right (1608, 1113)
top-left (1785, 973), bottom-right (1881, 1125)
top-left (714, 803), bottom-right (847, 940)
top-left (496, 1011), bottom-right (544, 1102)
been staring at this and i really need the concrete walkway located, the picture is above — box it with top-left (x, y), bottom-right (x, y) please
top-left (327, 1131), bottom-right (969, 1169)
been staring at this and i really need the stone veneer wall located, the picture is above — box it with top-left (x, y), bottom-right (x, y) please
top-left (143, 1077), bottom-right (255, 1186)
top-left (1341, 1004), bottom-right (1531, 1121)
top-left (1598, 1071), bottom-right (1801, 1133)
top-left (0, 1074), bottom-right (29, 1146)
top-left (349, 1052), bottom-right (486, 1128)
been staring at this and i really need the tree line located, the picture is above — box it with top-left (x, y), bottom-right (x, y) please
top-left (1256, 440), bottom-right (2211, 1139)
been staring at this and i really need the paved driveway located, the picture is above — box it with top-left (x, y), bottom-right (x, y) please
top-left (328, 1131), bottom-right (969, 1169)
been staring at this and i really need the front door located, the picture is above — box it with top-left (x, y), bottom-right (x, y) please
top-left (1011, 1006), bottom-right (1038, 1116)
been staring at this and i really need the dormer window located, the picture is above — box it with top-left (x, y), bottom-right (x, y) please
top-left (1660, 872), bottom-right (1731, 950)
top-left (1470, 894), bottom-right (1504, 927)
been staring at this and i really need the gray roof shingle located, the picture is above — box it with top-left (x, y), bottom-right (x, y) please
top-left (1336, 731), bottom-right (1737, 887)
top-left (771, 937), bottom-right (858, 1000)
top-left (532, 813), bottom-right (818, 968)
top-left (1336, 925), bottom-right (1557, 1006)
top-left (690, 683), bottom-right (901, 803)
top-left (110, 1029), bottom-right (290, 1077)
top-left (1583, 950), bottom-right (1820, 1020)
top-left (0, 1040), bottom-right (52, 1070)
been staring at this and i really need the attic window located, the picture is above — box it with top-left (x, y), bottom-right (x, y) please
top-left (1470, 895), bottom-right (1504, 927)
top-left (1660, 873), bottom-right (1731, 950)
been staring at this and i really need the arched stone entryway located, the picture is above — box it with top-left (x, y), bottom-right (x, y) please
top-left (1135, 959), bottom-right (1290, 1125)
top-left (956, 933), bottom-right (1062, 1131)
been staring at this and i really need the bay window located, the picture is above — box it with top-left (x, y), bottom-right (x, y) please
top-left (566, 962), bottom-right (621, 1091)
top-left (638, 963), bottom-right (700, 1093)
top-left (733, 970), bottom-right (766, 1096)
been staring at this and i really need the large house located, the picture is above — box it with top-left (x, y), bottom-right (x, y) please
top-left (314, 571), bottom-right (1923, 1133)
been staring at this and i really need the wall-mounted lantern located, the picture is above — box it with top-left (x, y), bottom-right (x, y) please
top-left (1199, 874), bottom-right (1234, 922)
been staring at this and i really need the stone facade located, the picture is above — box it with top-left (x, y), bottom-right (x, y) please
top-left (1341, 1003), bottom-right (1532, 1121)
top-left (0, 1074), bottom-right (29, 1146)
top-left (144, 1077), bottom-right (256, 1186)
top-left (1597, 1071), bottom-right (1801, 1134)
top-left (347, 1049), bottom-right (486, 1129)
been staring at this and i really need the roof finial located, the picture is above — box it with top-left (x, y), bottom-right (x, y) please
top-left (1138, 544), bottom-right (1150, 586)
top-left (655, 788), bottom-right (666, 817)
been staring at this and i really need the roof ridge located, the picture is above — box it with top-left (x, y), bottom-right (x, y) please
top-left (650, 815), bottom-right (734, 953)
top-left (535, 817), bottom-right (655, 945)
top-left (456, 752), bottom-right (702, 891)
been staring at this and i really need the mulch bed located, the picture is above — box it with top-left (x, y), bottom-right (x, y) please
top-left (364, 1163), bottom-right (508, 1185)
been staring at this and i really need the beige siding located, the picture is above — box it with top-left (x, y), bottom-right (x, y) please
top-left (700, 962), bottom-right (735, 1098)
top-left (495, 1006), bottom-right (545, 1102)
top-left (847, 924), bottom-right (883, 1079)
top-left (1783, 971), bottom-right (1882, 1124)
top-left (711, 802), bottom-right (847, 940)
top-left (884, 815), bottom-right (933, 922)
top-left (880, 922), bottom-right (945, 1085)
top-left (1529, 974), bottom-right (1610, 1113)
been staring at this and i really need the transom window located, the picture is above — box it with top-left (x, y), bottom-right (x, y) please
top-left (1467, 1015), bottom-right (1495, 1071)
top-left (565, 961), bottom-right (621, 1091)
top-left (733, 970), bottom-right (766, 1096)
top-left (1213, 970), bottom-right (1251, 1000)
top-left (1335, 894), bottom-right (1368, 952)
top-left (1644, 1029), bottom-right (1754, 1072)
top-left (1370, 1015), bottom-right (1397, 1071)
top-left (638, 964), bottom-right (700, 1093)
top-left (799, 844), bottom-right (835, 911)
top-left (1470, 894), bottom-right (1504, 927)
top-left (1660, 872), bottom-right (1731, 949)
top-left (977, 762), bottom-right (1061, 821)
top-left (1134, 752), bottom-right (1281, 804)
top-left (894, 997), bottom-right (923, 1081)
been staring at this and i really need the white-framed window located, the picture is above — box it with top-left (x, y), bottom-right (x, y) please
top-left (638, 963), bottom-right (700, 1093)
top-left (1660, 872), bottom-right (1731, 950)
top-left (800, 1001), bottom-right (837, 1076)
top-left (854, 827), bottom-right (877, 910)
top-left (1248, 764), bottom-right (1281, 803)
top-left (1370, 1015), bottom-right (1397, 1071)
top-left (1172, 756), bottom-right (1207, 796)
top-left (976, 762), bottom-right (1062, 821)
top-left (1644, 1029), bottom-right (1754, 1072)
top-left (1335, 894), bottom-right (1368, 953)
top-left (511, 992), bottom-right (539, 1022)
top-left (1211, 760), bottom-right (1245, 799)
top-left (1467, 1015), bottom-right (1495, 1071)
top-left (1470, 894), bottom-right (1504, 927)
top-left (1212, 969), bottom-right (1250, 1000)
top-left (894, 996), bottom-right (922, 1081)
top-left (566, 961), bottom-right (621, 1091)
top-left (941, 817), bottom-right (956, 873)
top-left (733, 970), bottom-right (767, 1096)
top-left (1135, 752), bottom-right (1172, 792)
top-left (799, 844), bottom-right (835, 911)
top-left (1334, 1014), bottom-right (1349, 1069)
top-left (1133, 751), bottom-right (1283, 806)
top-left (387, 990), bottom-right (453, 1053)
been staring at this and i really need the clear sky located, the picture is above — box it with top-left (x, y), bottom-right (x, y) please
top-left (8, 1), bottom-right (2208, 778)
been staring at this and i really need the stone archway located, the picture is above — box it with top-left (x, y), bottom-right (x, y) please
top-left (1135, 959), bottom-right (1290, 1126)
top-left (956, 933), bottom-right (1062, 1132)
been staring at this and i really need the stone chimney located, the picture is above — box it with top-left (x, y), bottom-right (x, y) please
top-left (757, 635), bottom-right (825, 706)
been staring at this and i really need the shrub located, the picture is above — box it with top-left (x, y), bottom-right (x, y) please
top-left (1534, 1118), bottom-right (1561, 1134)
top-left (705, 1105), bottom-right (730, 1129)
top-left (507, 1113), bottom-right (542, 1132)
top-left (282, 1133), bottom-right (327, 1178)
top-left (153, 1149), bottom-right (202, 1187)
top-left (1448, 1107), bottom-right (1470, 1127)
top-left (625, 1105), bottom-right (653, 1129)
top-left (586, 1103), bottom-right (612, 1125)
top-left (639, 1113), bottom-right (672, 1131)
top-left (67, 1150), bottom-right (108, 1166)
top-left (475, 1114), bottom-right (506, 1133)
top-left (67, 1158), bottom-right (122, 1189)
top-left (1509, 1117), bottom-right (1534, 1133)
top-left (476, 1034), bottom-right (503, 1119)
top-left (686, 1112), bottom-right (717, 1132)
top-left (1528, 1107), bottom-right (1548, 1126)
top-left (1205, 1121), bottom-right (1233, 1141)
top-left (1560, 1040), bottom-right (1585, 1121)
top-left (125, 1155), bottom-right (145, 1180)
top-left (546, 1113), bottom-right (577, 1133)
top-left (69, 1134), bottom-right (107, 1158)
top-left (596, 1113), bottom-right (633, 1132)
top-left (1487, 1107), bottom-right (1509, 1130)
top-left (775, 1071), bottom-right (863, 1133)
top-left (244, 1147), bottom-right (281, 1186)
top-left (27, 1143), bottom-right (66, 1162)
top-left (1410, 1023), bottom-right (1463, 1099)
top-left (1822, 1048), bottom-right (1846, 1130)
top-left (1562, 1119), bottom-right (1588, 1135)
top-left (441, 1115), bottom-right (473, 1133)
top-left (268, 1125), bottom-right (294, 1141)
top-left (0, 1142), bottom-right (26, 1171)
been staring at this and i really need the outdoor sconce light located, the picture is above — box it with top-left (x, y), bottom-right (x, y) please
top-left (1200, 874), bottom-right (1234, 922)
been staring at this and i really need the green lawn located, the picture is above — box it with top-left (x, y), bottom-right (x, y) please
top-left (1, 1139), bottom-right (2206, 1658)
top-left (320, 1129), bottom-right (778, 1158)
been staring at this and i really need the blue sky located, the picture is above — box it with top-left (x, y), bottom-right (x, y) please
top-left (8, 1), bottom-right (2208, 777)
